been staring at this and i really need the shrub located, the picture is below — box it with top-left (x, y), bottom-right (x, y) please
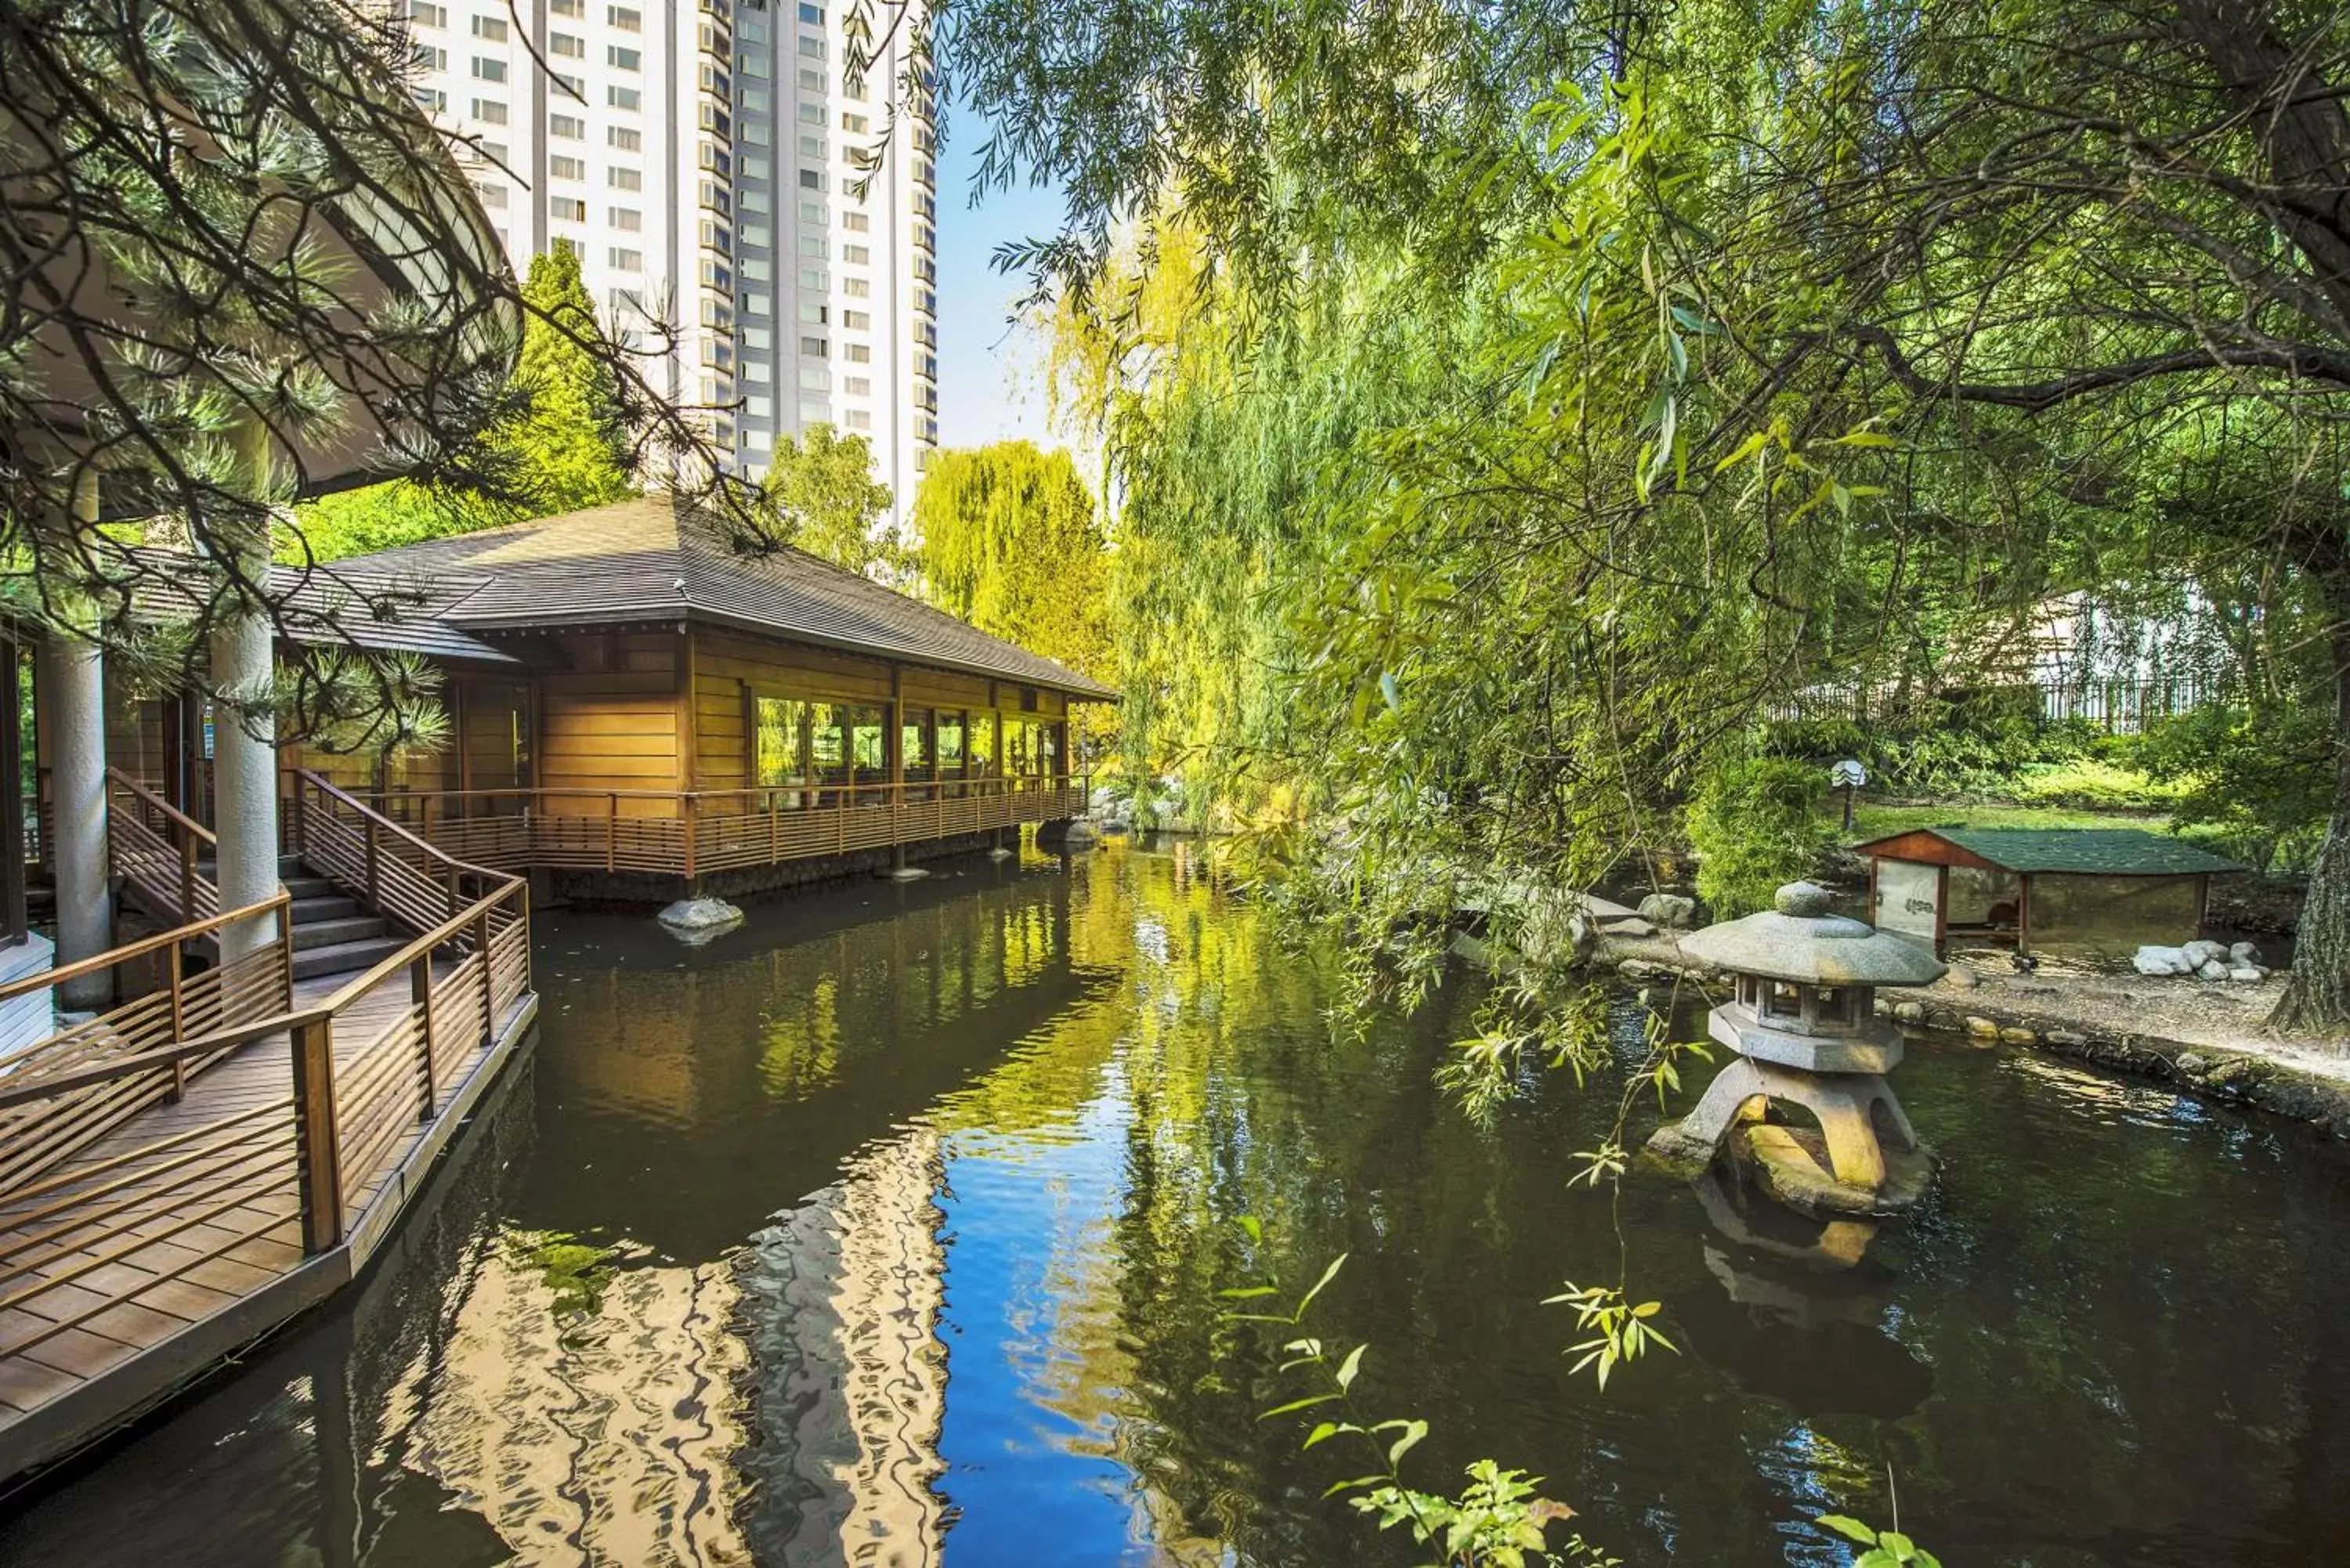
top-left (1685, 757), bottom-right (1835, 917)
top-left (2142, 703), bottom-right (2336, 872)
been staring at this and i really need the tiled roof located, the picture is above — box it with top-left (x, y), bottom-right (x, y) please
top-left (327, 496), bottom-right (1118, 699)
top-left (130, 550), bottom-right (525, 667)
top-left (1860, 826), bottom-right (2244, 876)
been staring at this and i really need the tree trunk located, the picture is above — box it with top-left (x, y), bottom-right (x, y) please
top-left (2269, 587), bottom-right (2350, 1042)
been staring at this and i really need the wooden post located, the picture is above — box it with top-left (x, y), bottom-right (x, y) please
top-left (363, 814), bottom-right (380, 909)
top-left (682, 792), bottom-right (698, 887)
top-left (277, 898), bottom-right (298, 1009)
top-left (768, 786), bottom-right (779, 863)
top-left (413, 952), bottom-right (439, 1121)
top-left (2017, 873), bottom-right (2033, 956)
top-left (606, 791), bottom-right (618, 872)
top-left (179, 828), bottom-right (198, 927)
top-left (475, 907), bottom-right (495, 1041)
top-left (292, 774), bottom-right (309, 858)
top-left (165, 956), bottom-right (187, 1104)
top-left (291, 1015), bottom-right (343, 1254)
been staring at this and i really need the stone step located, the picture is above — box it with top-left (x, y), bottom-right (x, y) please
top-left (288, 894), bottom-right (361, 924)
top-left (292, 915), bottom-right (390, 951)
top-left (291, 934), bottom-right (407, 981)
top-left (281, 876), bottom-right (338, 901)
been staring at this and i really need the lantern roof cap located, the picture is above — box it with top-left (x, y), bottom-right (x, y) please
top-left (1679, 883), bottom-right (1947, 987)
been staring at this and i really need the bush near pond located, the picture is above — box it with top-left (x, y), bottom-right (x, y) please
top-left (1685, 757), bottom-right (1836, 918)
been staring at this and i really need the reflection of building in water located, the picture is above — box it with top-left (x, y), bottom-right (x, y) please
top-left (736, 1131), bottom-right (950, 1567)
top-left (389, 1245), bottom-right (755, 1567)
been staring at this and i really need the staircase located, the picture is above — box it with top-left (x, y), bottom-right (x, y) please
top-left (185, 854), bottom-right (407, 982)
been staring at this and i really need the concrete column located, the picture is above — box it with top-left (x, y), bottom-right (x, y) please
top-left (213, 423), bottom-right (282, 963)
top-left (46, 631), bottom-right (111, 1009)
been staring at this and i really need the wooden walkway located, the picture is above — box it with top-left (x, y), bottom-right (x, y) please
top-left (0, 946), bottom-right (536, 1476)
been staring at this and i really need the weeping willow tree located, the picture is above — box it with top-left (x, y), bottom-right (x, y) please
top-left (982, 0), bottom-right (2350, 1041)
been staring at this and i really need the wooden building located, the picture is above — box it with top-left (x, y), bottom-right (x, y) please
top-left (103, 496), bottom-right (1115, 902)
top-left (1855, 826), bottom-right (2243, 956)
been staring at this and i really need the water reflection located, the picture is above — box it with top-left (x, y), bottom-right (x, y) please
top-left (5, 838), bottom-right (2350, 1566)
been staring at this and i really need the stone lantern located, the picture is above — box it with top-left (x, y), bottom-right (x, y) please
top-left (1647, 881), bottom-right (1946, 1217)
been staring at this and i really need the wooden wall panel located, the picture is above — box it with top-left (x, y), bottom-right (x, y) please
top-left (539, 663), bottom-right (682, 817)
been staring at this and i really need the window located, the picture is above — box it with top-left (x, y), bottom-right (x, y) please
top-left (700, 179), bottom-right (730, 215)
top-left (843, 277), bottom-right (870, 298)
top-left (741, 222), bottom-right (771, 248)
top-left (472, 97), bottom-right (508, 123)
top-left (699, 143), bottom-right (731, 175)
top-left (411, 86), bottom-right (447, 111)
top-left (842, 309), bottom-right (870, 330)
top-left (841, 111), bottom-right (868, 133)
top-left (470, 139), bottom-right (511, 164)
top-left (798, 168), bottom-right (822, 189)
top-left (551, 0), bottom-right (580, 14)
top-left (470, 13), bottom-right (506, 39)
top-left (744, 154), bottom-right (772, 180)
top-left (739, 49), bottom-right (767, 78)
top-left (609, 247), bottom-right (642, 270)
top-left (798, 363), bottom-right (829, 390)
top-left (798, 265), bottom-right (826, 289)
top-left (609, 45), bottom-right (641, 69)
top-left (844, 375), bottom-right (870, 396)
top-left (409, 0), bottom-right (446, 23)
top-left (797, 134), bottom-right (826, 158)
top-left (700, 219), bottom-right (731, 255)
top-left (845, 408), bottom-right (871, 431)
top-left (740, 256), bottom-right (771, 281)
top-left (472, 55), bottom-right (508, 81)
top-left (797, 102), bottom-right (822, 126)
top-left (609, 205), bottom-right (642, 231)
top-left (555, 72), bottom-right (584, 97)
top-left (607, 3), bottom-right (641, 27)
top-left (609, 84), bottom-right (641, 110)
top-left (797, 233), bottom-right (826, 257)
top-left (970, 713), bottom-right (996, 778)
top-left (551, 31), bottom-right (584, 55)
top-left (797, 34), bottom-right (823, 57)
top-left (740, 186), bottom-right (768, 214)
top-left (744, 85), bottom-right (771, 114)
top-left (743, 326), bottom-right (772, 351)
top-left (551, 154), bottom-right (584, 179)
top-left (798, 200), bottom-right (826, 224)
top-left (746, 393), bottom-right (772, 418)
top-left (842, 211), bottom-right (868, 232)
top-left (843, 341), bottom-right (870, 363)
top-left (843, 244), bottom-right (869, 265)
top-left (414, 44), bottom-right (449, 69)
top-left (797, 301), bottom-right (826, 323)
top-left (472, 179), bottom-right (507, 208)
top-left (609, 125), bottom-right (641, 151)
top-left (754, 697), bottom-right (812, 804)
top-left (797, 67), bottom-right (824, 92)
top-left (740, 357), bottom-right (768, 382)
top-left (800, 335), bottom-right (828, 356)
top-left (609, 166), bottom-right (642, 190)
top-left (551, 113), bottom-right (584, 139)
top-left (551, 196), bottom-right (587, 221)
top-left (797, 1), bottom-right (823, 20)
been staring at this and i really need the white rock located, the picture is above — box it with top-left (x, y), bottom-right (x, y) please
top-left (658, 896), bottom-right (744, 931)
top-left (2229, 966), bottom-right (2265, 982)
top-left (2135, 945), bottom-right (2190, 977)
top-left (2182, 939), bottom-right (2229, 968)
top-left (2229, 941), bottom-right (2264, 966)
top-left (2195, 958), bottom-right (2232, 982)
top-left (1600, 916), bottom-right (1659, 938)
top-left (1636, 894), bottom-right (1697, 928)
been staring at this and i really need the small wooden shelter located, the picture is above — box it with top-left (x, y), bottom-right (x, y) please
top-left (1853, 826), bottom-right (2244, 956)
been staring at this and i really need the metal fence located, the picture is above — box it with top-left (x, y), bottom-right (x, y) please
top-left (1770, 675), bottom-right (2229, 733)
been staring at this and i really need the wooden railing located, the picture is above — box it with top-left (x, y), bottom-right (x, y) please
top-left (107, 767), bottom-right (218, 925)
top-left (287, 769), bottom-right (516, 946)
top-left (343, 775), bottom-right (1092, 880)
top-left (0, 894), bottom-right (291, 1195)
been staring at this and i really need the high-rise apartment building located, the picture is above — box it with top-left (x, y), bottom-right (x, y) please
top-left (399, 0), bottom-right (938, 516)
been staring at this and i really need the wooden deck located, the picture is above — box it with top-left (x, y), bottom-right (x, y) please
top-left (0, 945), bottom-right (537, 1477)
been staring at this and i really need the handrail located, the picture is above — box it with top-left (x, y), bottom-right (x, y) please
top-left (0, 891), bottom-right (287, 1013)
top-left (0, 879), bottom-right (522, 1111)
top-left (347, 775), bottom-right (1090, 807)
top-left (106, 767), bottom-right (216, 848)
top-left (291, 768), bottom-right (515, 890)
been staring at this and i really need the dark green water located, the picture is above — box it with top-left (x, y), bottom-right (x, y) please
top-left (5, 836), bottom-right (2349, 1566)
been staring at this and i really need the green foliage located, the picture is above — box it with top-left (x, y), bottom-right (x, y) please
top-left (1815, 1515), bottom-right (1943, 1568)
top-left (761, 423), bottom-right (897, 576)
top-left (292, 243), bottom-right (635, 562)
top-left (507, 1228), bottom-right (619, 1319)
top-left (911, 441), bottom-right (1112, 681)
top-left (1545, 1282), bottom-right (1675, 1393)
top-left (1683, 759), bottom-right (1833, 917)
top-left (2142, 704), bottom-right (2337, 871)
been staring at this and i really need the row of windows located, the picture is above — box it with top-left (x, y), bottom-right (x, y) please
top-left (750, 701), bottom-right (1064, 799)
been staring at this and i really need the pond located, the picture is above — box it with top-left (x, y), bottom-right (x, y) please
top-left (5, 836), bottom-right (2349, 1566)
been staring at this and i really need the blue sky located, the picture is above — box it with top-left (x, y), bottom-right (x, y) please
top-left (931, 103), bottom-right (1069, 453)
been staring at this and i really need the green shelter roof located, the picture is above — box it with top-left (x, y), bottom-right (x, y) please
top-left (1860, 826), bottom-right (2245, 876)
